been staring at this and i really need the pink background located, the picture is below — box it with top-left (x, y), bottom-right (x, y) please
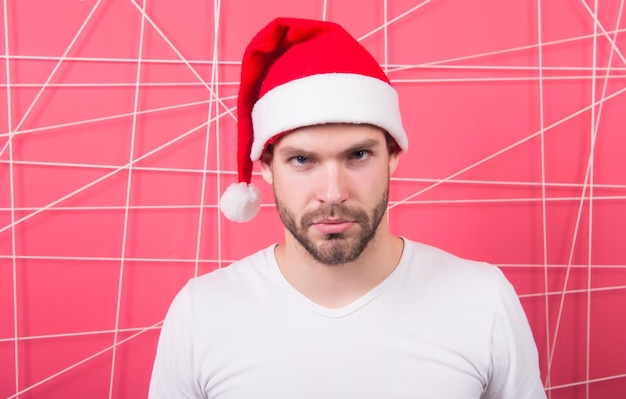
top-left (1, 1), bottom-right (625, 398)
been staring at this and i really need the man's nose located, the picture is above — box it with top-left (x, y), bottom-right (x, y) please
top-left (316, 162), bottom-right (349, 205)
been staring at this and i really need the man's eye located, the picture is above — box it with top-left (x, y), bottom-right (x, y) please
top-left (350, 150), bottom-right (369, 160)
top-left (290, 155), bottom-right (309, 164)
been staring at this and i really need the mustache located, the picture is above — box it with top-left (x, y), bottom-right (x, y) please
top-left (301, 204), bottom-right (370, 228)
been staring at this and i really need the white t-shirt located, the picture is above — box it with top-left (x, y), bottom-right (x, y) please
top-left (149, 239), bottom-right (547, 398)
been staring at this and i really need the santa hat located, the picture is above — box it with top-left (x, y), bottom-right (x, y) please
top-left (220, 17), bottom-right (408, 222)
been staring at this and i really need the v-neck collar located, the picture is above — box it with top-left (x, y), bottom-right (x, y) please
top-left (263, 238), bottom-right (410, 318)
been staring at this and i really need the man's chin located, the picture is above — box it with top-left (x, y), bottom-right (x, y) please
top-left (309, 237), bottom-right (364, 265)
top-left (324, 232), bottom-right (348, 240)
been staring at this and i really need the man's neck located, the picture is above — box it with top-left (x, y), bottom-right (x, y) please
top-left (274, 230), bottom-right (404, 309)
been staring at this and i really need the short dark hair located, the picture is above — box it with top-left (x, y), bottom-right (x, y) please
top-left (384, 131), bottom-right (401, 155)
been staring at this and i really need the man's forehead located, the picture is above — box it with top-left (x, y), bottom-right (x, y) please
top-left (275, 123), bottom-right (386, 147)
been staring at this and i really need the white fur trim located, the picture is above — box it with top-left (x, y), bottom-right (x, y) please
top-left (220, 182), bottom-right (262, 222)
top-left (250, 73), bottom-right (408, 161)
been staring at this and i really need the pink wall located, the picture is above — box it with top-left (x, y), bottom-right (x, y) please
top-left (1, 1), bottom-right (625, 398)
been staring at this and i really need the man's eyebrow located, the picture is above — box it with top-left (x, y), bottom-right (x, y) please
top-left (341, 138), bottom-right (381, 155)
top-left (277, 138), bottom-right (382, 159)
top-left (277, 146), bottom-right (313, 158)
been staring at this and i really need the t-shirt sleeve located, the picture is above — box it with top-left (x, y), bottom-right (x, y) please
top-left (483, 275), bottom-right (548, 399)
top-left (148, 283), bottom-right (204, 399)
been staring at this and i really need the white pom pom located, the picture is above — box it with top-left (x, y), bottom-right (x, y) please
top-left (220, 182), bottom-right (262, 222)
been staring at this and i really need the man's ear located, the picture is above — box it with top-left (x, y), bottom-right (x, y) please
top-left (260, 160), bottom-right (273, 184)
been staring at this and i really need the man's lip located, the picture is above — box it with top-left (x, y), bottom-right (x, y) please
top-left (314, 218), bottom-right (351, 224)
top-left (311, 219), bottom-right (355, 234)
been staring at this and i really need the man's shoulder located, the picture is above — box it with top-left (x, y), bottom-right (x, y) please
top-left (186, 244), bottom-right (277, 293)
top-left (400, 239), bottom-right (518, 326)
top-left (402, 238), bottom-right (508, 288)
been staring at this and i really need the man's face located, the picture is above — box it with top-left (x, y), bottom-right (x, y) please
top-left (261, 124), bottom-right (399, 265)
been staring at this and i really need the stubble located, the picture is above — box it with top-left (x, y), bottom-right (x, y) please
top-left (275, 185), bottom-right (389, 266)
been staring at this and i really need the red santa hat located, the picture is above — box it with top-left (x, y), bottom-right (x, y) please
top-left (220, 17), bottom-right (408, 222)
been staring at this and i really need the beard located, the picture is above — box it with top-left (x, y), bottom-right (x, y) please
top-left (275, 185), bottom-right (389, 266)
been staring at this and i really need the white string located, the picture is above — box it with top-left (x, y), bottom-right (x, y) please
top-left (579, 1), bottom-right (626, 67)
top-left (0, 81), bottom-right (239, 88)
top-left (3, 0), bottom-right (19, 394)
top-left (391, 74), bottom-right (626, 83)
top-left (536, 2), bottom-right (551, 389)
top-left (586, 2), bottom-right (624, 396)
top-left (389, 195), bottom-right (626, 205)
top-left (390, 64), bottom-right (626, 72)
top-left (502, 263), bottom-right (626, 269)
top-left (545, 1), bottom-right (623, 385)
top-left (391, 176), bottom-right (626, 189)
top-left (520, 284), bottom-right (626, 299)
top-left (0, 107), bottom-right (235, 235)
top-left (127, 0), bottom-right (236, 123)
top-left (108, 0), bottom-right (148, 396)
top-left (545, 373), bottom-right (626, 391)
top-left (0, 254), bottom-right (228, 263)
top-left (0, 325), bottom-right (162, 343)
top-left (388, 27), bottom-right (626, 73)
top-left (586, 2), bottom-right (599, 397)
top-left (195, 0), bottom-right (220, 277)
top-left (357, 0), bottom-right (433, 42)
top-left (0, 1), bottom-right (103, 161)
top-left (0, 97), bottom-right (227, 140)
top-left (6, 321), bottom-right (163, 399)
top-left (383, 0), bottom-right (388, 75)
top-left (0, 53), bottom-right (241, 65)
top-left (0, 159), bottom-right (238, 174)
top-left (214, 0), bottom-right (225, 270)
top-left (388, 84), bottom-right (626, 210)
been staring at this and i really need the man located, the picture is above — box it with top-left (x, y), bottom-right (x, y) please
top-left (149, 17), bottom-right (547, 398)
